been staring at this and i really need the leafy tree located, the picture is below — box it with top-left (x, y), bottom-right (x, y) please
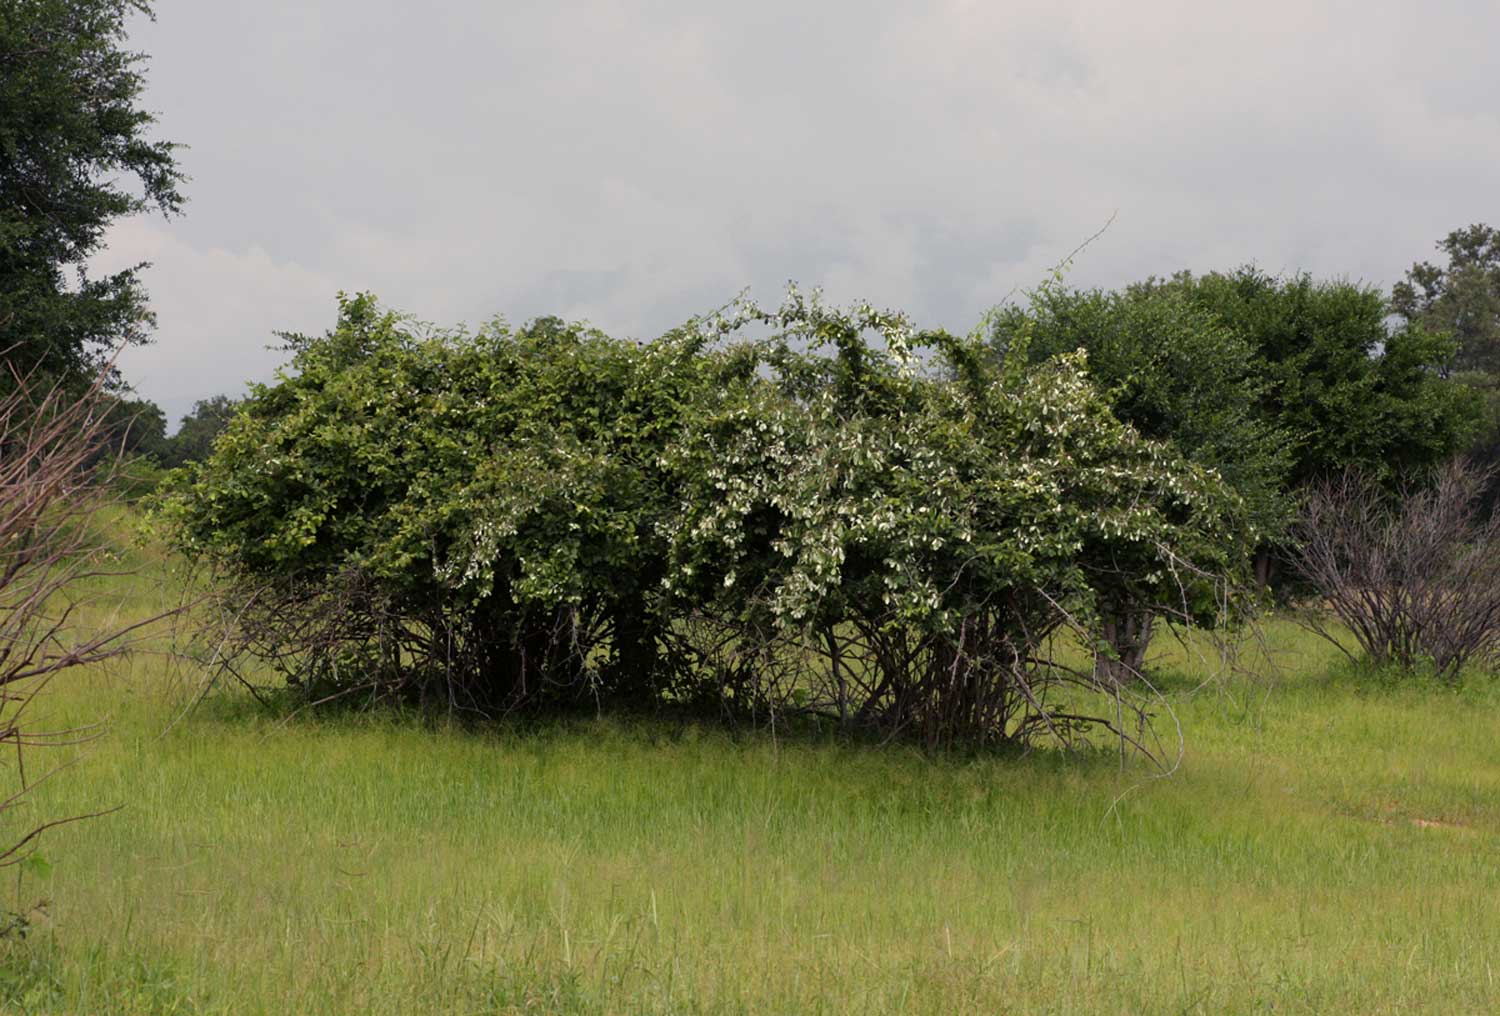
top-left (97, 392), bottom-right (166, 460)
top-left (1160, 267), bottom-right (1485, 618)
top-left (1458, 369), bottom-right (1500, 482)
top-left (159, 394), bottom-right (238, 467)
top-left (1179, 268), bottom-right (1477, 491)
top-left (1392, 225), bottom-right (1500, 503)
top-left (1392, 224), bottom-right (1500, 374)
top-left (0, 0), bottom-right (184, 387)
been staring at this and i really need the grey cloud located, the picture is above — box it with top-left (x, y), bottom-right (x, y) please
top-left (100, 0), bottom-right (1500, 423)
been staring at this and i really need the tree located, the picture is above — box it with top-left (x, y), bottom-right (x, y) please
top-left (1178, 268), bottom-right (1476, 491)
top-left (1393, 225), bottom-right (1500, 506)
top-left (0, 0), bottom-right (184, 388)
top-left (159, 394), bottom-right (238, 467)
top-left (1457, 370), bottom-right (1500, 499)
top-left (98, 392), bottom-right (166, 460)
top-left (1392, 224), bottom-right (1500, 375)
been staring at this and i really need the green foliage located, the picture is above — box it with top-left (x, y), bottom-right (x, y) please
top-left (1392, 225), bottom-right (1500, 499)
top-left (96, 393), bottom-right (167, 461)
top-left (157, 395), bottom-right (239, 468)
top-left (1392, 223), bottom-right (1500, 375)
top-left (108, 455), bottom-right (167, 499)
top-left (985, 282), bottom-right (1289, 543)
top-left (671, 289), bottom-right (1245, 635)
top-left (981, 282), bottom-right (1278, 678)
top-left (1454, 370), bottom-right (1500, 502)
top-left (158, 293), bottom-right (719, 708)
top-left (158, 289), bottom-right (1248, 748)
top-left (1178, 267), bottom-right (1477, 489)
top-left (0, 0), bottom-right (184, 389)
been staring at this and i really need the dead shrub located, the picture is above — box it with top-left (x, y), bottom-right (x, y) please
top-left (1290, 461), bottom-right (1500, 678)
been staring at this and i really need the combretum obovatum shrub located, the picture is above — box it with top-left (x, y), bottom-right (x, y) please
top-left (158, 289), bottom-right (1250, 753)
top-left (158, 294), bottom-right (722, 711)
top-left (985, 282), bottom-right (1284, 682)
top-left (662, 289), bottom-right (1249, 748)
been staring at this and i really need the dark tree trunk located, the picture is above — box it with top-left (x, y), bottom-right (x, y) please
top-left (1253, 548), bottom-right (1275, 591)
top-left (607, 602), bottom-right (661, 707)
top-left (1093, 608), bottom-right (1154, 685)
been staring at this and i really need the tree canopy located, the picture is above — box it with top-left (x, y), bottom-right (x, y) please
top-left (986, 281), bottom-right (1290, 541)
top-left (0, 0), bottom-right (184, 386)
top-left (1392, 224), bottom-right (1500, 375)
top-left (157, 394), bottom-right (238, 468)
top-left (1175, 267), bottom-right (1476, 489)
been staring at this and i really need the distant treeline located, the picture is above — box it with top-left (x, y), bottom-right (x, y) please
top-left (102, 394), bottom-right (241, 470)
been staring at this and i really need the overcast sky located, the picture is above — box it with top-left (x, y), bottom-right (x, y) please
top-left (96, 0), bottom-right (1500, 424)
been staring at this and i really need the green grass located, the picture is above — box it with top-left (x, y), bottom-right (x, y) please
top-left (2, 535), bottom-right (1499, 1013)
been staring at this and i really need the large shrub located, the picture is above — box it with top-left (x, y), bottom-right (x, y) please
top-left (662, 289), bottom-right (1249, 746)
top-left (159, 290), bottom-right (1250, 752)
top-left (158, 294), bottom-right (719, 710)
top-left (985, 284), bottom-right (1281, 679)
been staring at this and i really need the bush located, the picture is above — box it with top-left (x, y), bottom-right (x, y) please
top-left (1290, 460), bottom-right (1500, 678)
top-left (985, 282), bottom-right (1283, 680)
top-left (663, 290), bottom-right (1249, 746)
top-left (157, 290), bottom-right (1252, 753)
top-left (157, 294), bottom-right (720, 711)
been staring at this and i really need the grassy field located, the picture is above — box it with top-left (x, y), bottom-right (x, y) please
top-left (1, 535), bottom-right (1498, 1014)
